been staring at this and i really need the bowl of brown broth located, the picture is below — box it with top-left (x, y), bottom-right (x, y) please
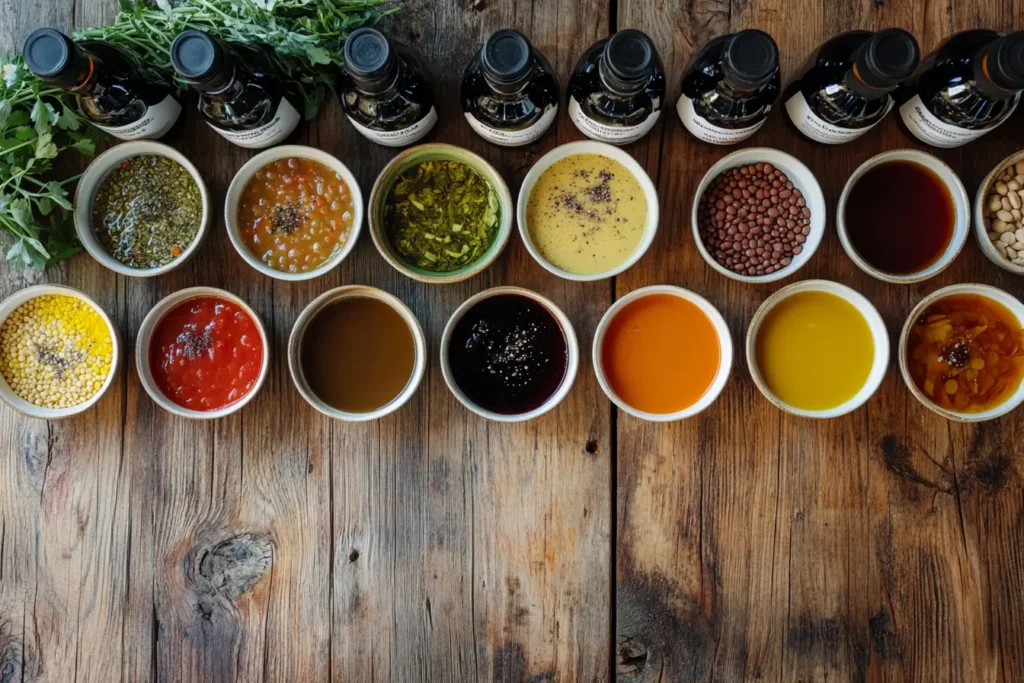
top-left (838, 150), bottom-right (969, 284)
top-left (288, 286), bottom-right (426, 421)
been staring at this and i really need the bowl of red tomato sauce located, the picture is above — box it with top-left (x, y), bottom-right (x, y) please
top-left (136, 287), bottom-right (268, 418)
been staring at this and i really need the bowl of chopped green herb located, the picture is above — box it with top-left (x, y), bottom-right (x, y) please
top-left (74, 141), bottom-right (210, 277)
top-left (369, 144), bottom-right (513, 283)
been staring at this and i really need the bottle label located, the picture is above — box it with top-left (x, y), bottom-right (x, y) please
top-left (568, 97), bottom-right (660, 145)
top-left (676, 95), bottom-right (765, 145)
top-left (464, 105), bottom-right (557, 146)
top-left (347, 107), bottom-right (438, 147)
top-left (209, 97), bottom-right (301, 149)
top-left (784, 91), bottom-right (890, 144)
top-left (899, 94), bottom-right (1018, 148)
top-left (91, 95), bottom-right (181, 140)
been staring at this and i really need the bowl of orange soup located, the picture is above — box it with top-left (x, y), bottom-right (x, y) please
top-left (593, 285), bottom-right (732, 421)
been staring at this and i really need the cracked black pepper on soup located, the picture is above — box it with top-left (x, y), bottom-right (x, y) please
top-left (526, 153), bottom-right (647, 275)
top-left (92, 154), bottom-right (202, 269)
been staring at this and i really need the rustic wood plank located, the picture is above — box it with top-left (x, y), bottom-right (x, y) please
top-left (616, 1), bottom-right (1024, 682)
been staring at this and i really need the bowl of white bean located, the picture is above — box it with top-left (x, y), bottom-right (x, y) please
top-left (975, 151), bottom-right (1024, 275)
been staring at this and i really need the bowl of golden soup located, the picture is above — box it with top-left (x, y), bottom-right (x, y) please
top-left (518, 140), bottom-right (659, 281)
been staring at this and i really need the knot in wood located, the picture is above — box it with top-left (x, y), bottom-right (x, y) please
top-left (197, 533), bottom-right (274, 600)
top-left (616, 636), bottom-right (650, 675)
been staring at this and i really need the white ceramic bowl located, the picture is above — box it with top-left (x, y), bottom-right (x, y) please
top-left (974, 150), bottom-right (1024, 275)
top-left (0, 285), bottom-right (120, 419)
top-left (136, 287), bottom-right (269, 419)
top-left (74, 141), bottom-right (210, 277)
top-left (899, 283), bottom-right (1024, 422)
top-left (288, 286), bottom-right (426, 421)
top-left (691, 148), bottom-right (825, 284)
top-left (440, 287), bottom-right (579, 422)
top-left (225, 145), bottom-right (364, 281)
top-left (746, 279), bottom-right (889, 418)
top-left (837, 150), bottom-right (969, 283)
top-left (593, 285), bottom-right (733, 421)
top-left (517, 140), bottom-right (659, 281)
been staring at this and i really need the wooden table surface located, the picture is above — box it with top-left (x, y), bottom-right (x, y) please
top-left (2, 0), bottom-right (1023, 681)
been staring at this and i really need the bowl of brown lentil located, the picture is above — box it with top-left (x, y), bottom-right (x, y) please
top-left (691, 148), bottom-right (825, 283)
top-left (74, 141), bottom-right (210, 277)
top-left (0, 285), bottom-right (120, 419)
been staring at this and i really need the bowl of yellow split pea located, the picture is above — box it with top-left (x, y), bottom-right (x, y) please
top-left (0, 285), bottom-right (119, 418)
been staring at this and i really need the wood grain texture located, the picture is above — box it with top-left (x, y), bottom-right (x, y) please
top-left (1, 0), bottom-right (1023, 681)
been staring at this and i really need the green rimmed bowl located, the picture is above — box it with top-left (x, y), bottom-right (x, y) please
top-left (368, 143), bottom-right (513, 284)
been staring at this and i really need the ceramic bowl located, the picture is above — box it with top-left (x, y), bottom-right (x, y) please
top-left (74, 141), bottom-right (211, 277)
top-left (224, 145), bottom-right (364, 281)
top-left (368, 143), bottom-right (512, 284)
top-left (592, 285), bottom-right (733, 421)
top-left (136, 287), bottom-right (269, 419)
top-left (288, 286), bottom-right (426, 421)
top-left (898, 283), bottom-right (1024, 422)
top-left (691, 147), bottom-right (825, 283)
top-left (838, 150), bottom-right (970, 283)
top-left (440, 286), bottom-right (579, 422)
top-left (746, 279), bottom-right (889, 418)
top-left (517, 140), bottom-right (659, 281)
top-left (0, 285), bottom-right (120, 419)
top-left (974, 150), bottom-right (1024, 275)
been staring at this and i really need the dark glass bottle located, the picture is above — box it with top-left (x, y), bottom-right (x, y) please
top-left (783, 29), bottom-right (919, 144)
top-left (339, 28), bottom-right (436, 147)
top-left (677, 30), bottom-right (780, 145)
top-left (898, 30), bottom-right (1024, 148)
top-left (567, 29), bottom-right (666, 145)
top-left (461, 29), bottom-right (559, 147)
top-left (22, 28), bottom-right (181, 140)
top-left (170, 30), bottom-right (302, 149)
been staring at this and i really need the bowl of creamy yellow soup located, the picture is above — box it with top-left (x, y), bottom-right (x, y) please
top-left (518, 141), bottom-right (658, 281)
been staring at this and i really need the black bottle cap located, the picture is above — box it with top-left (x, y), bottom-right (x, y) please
top-left (345, 27), bottom-right (395, 93)
top-left (170, 29), bottom-right (227, 90)
top-left (855, 28), bottom-right (919, 90)
top-left (482, 29), bottom-right (532, 86)
top-left (986, 31), bottom-right (1024, 92)
top-left (23, 28), bottom-right (80, 86)
top-left (723, 29), bottom-right (779, 90)
top-left (602, 29), bottom-right (656, 92)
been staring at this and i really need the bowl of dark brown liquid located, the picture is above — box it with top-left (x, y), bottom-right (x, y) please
top-left (837, 150), bottom-right (969, 283)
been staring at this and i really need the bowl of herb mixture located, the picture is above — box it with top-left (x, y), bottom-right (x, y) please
top-left (369, 144), bottom-right (512, 283)
top-left (74, 141), bottom-right (210, 277)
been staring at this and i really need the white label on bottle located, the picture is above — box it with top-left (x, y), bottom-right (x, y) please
top-left (91, 94), bottom-right (181, 140)
top-left (347, 106), bottom-right (438, 147)
top-left (568, 97), bottom-right (660, 145)
top-left (899, 94), bottom-right (1018, 148)
top-left (209, 97), bottom-right (301, 149)
top-left (784, 91), bottom-right (891, 144)
top-left (464, 105), bottom-right (557, 147)
top-left (676, 95), bottom-right (765, 145)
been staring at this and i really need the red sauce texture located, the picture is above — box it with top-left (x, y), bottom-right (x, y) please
top-left (149, 296), bottom-right (263, 411)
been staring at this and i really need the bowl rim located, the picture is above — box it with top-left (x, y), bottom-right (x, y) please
top-left (135, 286), bottom-right (270, 419)
top-left (224, 145), bottom-right (364, 282)
top-left (0, 284), bottom-right (121, 419)
top-left (367, 143), bottom-right (513, 284)
top-left (690, 147), bottom-right (826, 284)
top-left (745, 279), bottom-right (890, 419)
top-left (287, 285), bottom-right (427, 422)
top-left (592, 285), bottom-right (733, 421)
top-left (898, 283), bottom-right (1024, 422)
top-left (973, 150), bottom-right (1024, 276)
top-left (440, 286), bottom-right (579, 422)
top-left (73, 140), bottom-right (211, 278)
top-left (837, 149), bottom-right (971, 284)
top-left (516, 139), bottom-right (660, 281)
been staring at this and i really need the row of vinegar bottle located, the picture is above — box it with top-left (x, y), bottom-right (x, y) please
top-left (22, 25), bottom-right (1024, 150)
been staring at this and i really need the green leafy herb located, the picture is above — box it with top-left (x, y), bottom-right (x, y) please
top-left (75, 0), bottom-right (399, 120)
top-left (0, 57), bottom-right (102, 268)
top-left (385, 160), bottom-right (500, 272)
